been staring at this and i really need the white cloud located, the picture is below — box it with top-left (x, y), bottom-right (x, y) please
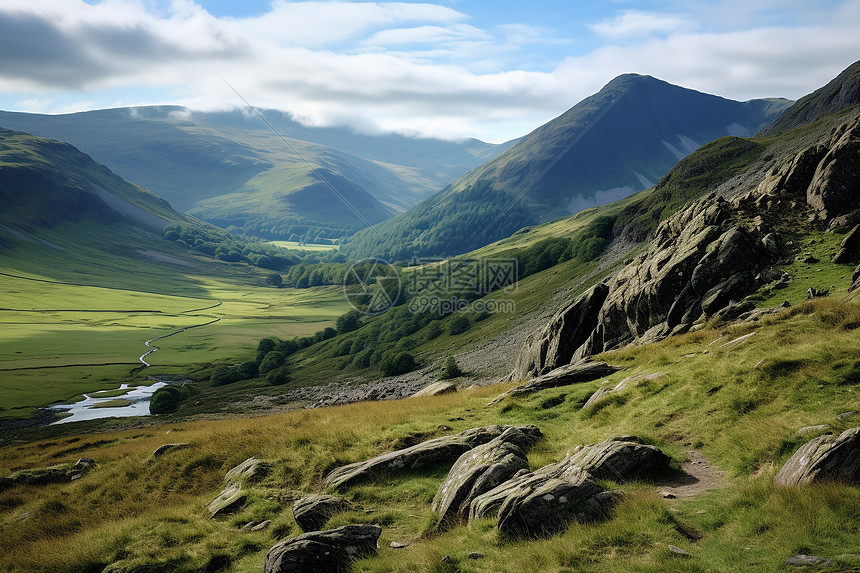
top-left (590, 10), bottom-right (692, 40)
top-left (1, 0), bottom-right (860, 142)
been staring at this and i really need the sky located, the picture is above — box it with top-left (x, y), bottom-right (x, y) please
top-left (1, 0), bottom-right (859, 143)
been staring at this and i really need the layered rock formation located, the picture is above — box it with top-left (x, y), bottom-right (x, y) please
top-left (774, 427), bottom-right (860, 486)
top-left (323, 425), bottom-right (543, 490)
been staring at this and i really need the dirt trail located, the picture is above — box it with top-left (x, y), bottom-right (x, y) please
top-left (658, 450), bottom-right (726, 499)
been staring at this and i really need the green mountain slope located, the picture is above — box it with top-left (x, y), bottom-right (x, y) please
top-left (343, 74), bottom-right (791, 260)
top-left (759, 59), bottom-right (860, 136)
top-left (0, 127), bottom-right (226, 293)
top-left (0, 107), bottom-right (510, 239)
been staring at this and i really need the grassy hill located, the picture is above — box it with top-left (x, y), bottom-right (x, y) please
top-left (1, 297), bottom-right (858, 572)
top-left (343, 74), bottom-right (791, 260)
top-left (0, 107), bottom-right (511, 240)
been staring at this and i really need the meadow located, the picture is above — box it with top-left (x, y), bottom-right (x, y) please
top-left (1, 298), bottom-right (859, 572)
top-left (0, 270), bottom-right (348, 419)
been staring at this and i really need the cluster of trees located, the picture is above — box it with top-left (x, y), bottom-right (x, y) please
top-left (150, 384), bottom-right (193, 414)
top-left (164, 224), bottom-right (303, 270)
top-left (509, 215), bottom-right (616, 278)
top-left (230, 219), bottom-right (355, 242)
top-left (343, 182), bottom-right (536, 261)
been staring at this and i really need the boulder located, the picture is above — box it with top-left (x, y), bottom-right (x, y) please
top-left (582, 374), bottom-right (663, 411)
top-left (264, 524), bottom-right (381, 573)
top-left (432, 428), bottom-right (532, 528)
top-left (322, 425), bottom-right (543, 490)
top-left (833, 225), bottom-right (860, 263)
top-left (293, 494), bottom-right (351, 532)
top-left (152, 443), bottom-right (189, 458)
top-left (5, 457), bottom-right (95, 486)
top-left (412, 381), bottom-right (458, 398)
top-left (562, 437), bottom-right (670, 481)
top-left (807, 117), bottom-right (860, 221)
top-left (207, 482), bottom-right (247, 518)
top-left (224, 457), bottom-right (272, 484)
top-left (507, 283), bottom-right (610, 381)
top-left (486, 464), bottom-right (607, 537)
top-left (851, 264), bottom-right (860, 292)
top-left (489, 361), bottom-right (621, 406)
top-left (774, 427), bottom-right (860, 486)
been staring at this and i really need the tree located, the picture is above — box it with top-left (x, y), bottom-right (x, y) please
top-left (149, 385), bottom-right (190, 414)
top-left (259, 351), bottom-right (286, 374)
top-left (336, 310), bottom-right (362, 334)
top-left (267, 365), bottom-right (292, 386)
top-left (380, 351), bottom-right (417, 376)
top-left (237, 361), bottom-right (259, 379)
top-left (440, 356), bottom-right (463, 380)
top-left (266, 273), bottom-right (283, 287)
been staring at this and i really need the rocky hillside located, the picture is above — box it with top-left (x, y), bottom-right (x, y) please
top-left (509, 63), bottom-right (860, 381)
top-left (343, 74), bottom-right (789, 260)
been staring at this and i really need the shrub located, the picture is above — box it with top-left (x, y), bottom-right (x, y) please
top-left (210, 366), bottom-right (241, 386)
top-left (440, 356), bottom-right (463, 380)
top-left (237, 361), bottom-right (259, 379)
top-left (267, 365), bottom-right (292, 386)
top-left (380, 351), bottom-right (417, 376)
top-left (259, 351), bottom-right (286, 374)
top-left (448, 314), bottom-right (471, 335)
top-left (149, 385), bottom-right (190, 414)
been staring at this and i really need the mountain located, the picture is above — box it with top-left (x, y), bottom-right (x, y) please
top-left (759, 59), bottom-right (860, 137)
top-left (343, 74), bottom-right (791, 260)
top-left (0, 107), bottom-right (511, 241)
top-left (508, 59), bottom-right (860, 379)
top-left (0, 127), bottom-right (216, 290)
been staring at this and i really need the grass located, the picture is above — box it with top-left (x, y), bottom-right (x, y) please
top-left (0, 268), bottom-right (349, 419)
top-left (267, 240), bottom-right (339, 252)
top-left (1, 298), bottom-right (859, 572)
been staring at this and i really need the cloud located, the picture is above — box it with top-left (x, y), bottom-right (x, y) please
top-left (590, 10), bottom-right (692, 40)
top-left (1, 0), bottom-right (860, 142)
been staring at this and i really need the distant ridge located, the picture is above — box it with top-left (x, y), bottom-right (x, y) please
top-left (759, 59), bottom-right (860, 136)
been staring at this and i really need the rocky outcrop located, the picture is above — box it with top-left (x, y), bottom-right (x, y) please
top-left (470, 437), bottom-right (667, 537)
top-left (224, 457), bottom-right (272, 484)
top-left (573, 196), bottom-right (770, 360)
top-left (322, 425), bottom-right (543, 490)
top-left (432, 428), bottom-right (532, 528)
top-left (562, 437), bottom-right (670, 480)
top-left (774, 427), bottom-right (860, 486)
top-left (490, 361), bottom-right (620, 405)
top-left (152, 443), bottom-right (188, 458)
top-left (468, 461), bottom-right (610, 537)
top-left (208, 457), bottom-right (271, 518)
top-left (207, 482), bottom-right (247, 518)
top-left (582, 374), bottom-right (663, 411)
top-left (293, 494), bottom-right (351, 532)
top-left (412, 381), bottom-right (457, 397)
top-left (508, 284), bottom-right (609, 381)
top-left (4, 457), bottom-right (94, 486)
top-left (850, 264), bottom-right (860, 292)
top-left (264, 524), bottom-right (381, 573)
top-left (807, 118), bottom-right (860, 221)
top-left (833, 225), bottom-right (860, 263)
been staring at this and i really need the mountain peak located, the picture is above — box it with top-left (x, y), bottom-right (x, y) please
top-left (758, 59), bottom-right (860, 136)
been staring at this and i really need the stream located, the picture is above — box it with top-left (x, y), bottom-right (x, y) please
top-left (49, 381), bottom-right (166, 425)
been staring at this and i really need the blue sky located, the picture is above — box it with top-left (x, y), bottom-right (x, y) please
top-left (2, 0), bottom-right (859, 142)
